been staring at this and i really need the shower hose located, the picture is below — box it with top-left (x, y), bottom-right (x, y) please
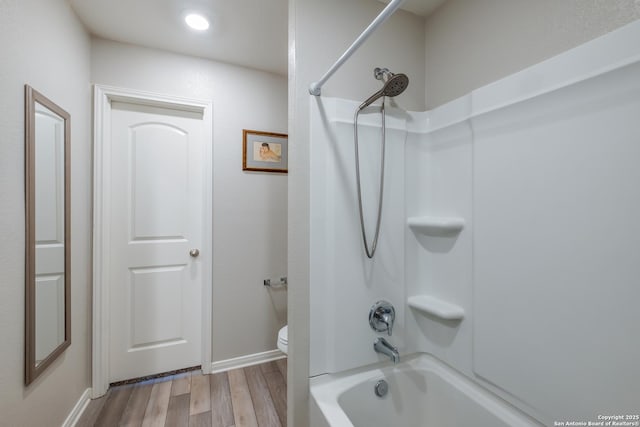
top-left (353, 97), bottom-right (386, 259)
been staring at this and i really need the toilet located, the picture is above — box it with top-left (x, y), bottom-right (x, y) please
top-left (277, 325), bottom-right (288, 354)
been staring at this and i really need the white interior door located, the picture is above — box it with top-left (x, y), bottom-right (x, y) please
top-left (108, 101), bottom-right (205, 383)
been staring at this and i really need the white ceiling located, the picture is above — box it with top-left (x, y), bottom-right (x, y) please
top-left (69, 0), bottom-right (446, 77)
top-left (69, 0), bottom-right (289, 75)
top-left (379, 0), bottom-right (447, 17)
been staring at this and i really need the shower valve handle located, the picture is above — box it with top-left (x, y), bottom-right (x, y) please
top-left (369, 300), bottom-right (396, 336)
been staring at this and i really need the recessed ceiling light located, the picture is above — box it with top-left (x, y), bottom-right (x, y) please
top-left (185, 13), bottom-right (209, 31)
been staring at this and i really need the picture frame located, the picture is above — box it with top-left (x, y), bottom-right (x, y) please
top-left (242, 129), bottom-right (288, 173)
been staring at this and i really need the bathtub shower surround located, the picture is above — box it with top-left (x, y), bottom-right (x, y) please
top-left (310, 97), bottom-right (409, 376)
top-left (309, 20), bottom-right (640, 426)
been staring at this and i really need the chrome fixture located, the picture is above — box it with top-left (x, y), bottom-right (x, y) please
top-left (369, 300), bottom-right (396, 336)
top-left (264, 277), bottom-right (288, 288)
top-left (374, 379), bottom-right (389, 397)
top-left (189, 248), bottom-right (200, 257)
top-left (373, 337), bottom-right (400, 364)
top-left (358, 68), bottom-right (409, 110)
top-left (354, 67), bottom-right (409, 258)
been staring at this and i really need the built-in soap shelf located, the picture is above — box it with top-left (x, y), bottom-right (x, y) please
top-left (407, 216), bottom-right (465, 236)
top-left (407, 295), bottom-right (465, 321)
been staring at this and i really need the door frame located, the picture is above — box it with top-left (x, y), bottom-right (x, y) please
top-left (92, 85), bottom-right (213, 397)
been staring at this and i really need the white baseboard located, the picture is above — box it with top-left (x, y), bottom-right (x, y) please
top-left (61, 387), bottom-right (92, 427)
top-left (211, 349), bottom-right (286, 374)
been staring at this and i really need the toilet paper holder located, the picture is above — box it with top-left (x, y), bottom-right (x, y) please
top-left (264, 277), bottom-right (288, 288)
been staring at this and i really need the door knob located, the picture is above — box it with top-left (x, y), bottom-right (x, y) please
top-left (189, 249), bottom-right (200, 258)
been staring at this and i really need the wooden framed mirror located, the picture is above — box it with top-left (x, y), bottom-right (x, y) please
top-left (25, 85), bottom-right (71, 385)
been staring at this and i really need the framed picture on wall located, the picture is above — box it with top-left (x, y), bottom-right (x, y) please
top-left (242, 129), bottom-right (288, 173)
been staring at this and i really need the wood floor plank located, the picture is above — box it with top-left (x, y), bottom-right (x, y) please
top-left (259, 361), bottom-right (279, 375)
top-left (165, 394), bottom-right (190, 427)
top-left (189, 411), bottom-right (213, 427)
top-left (263, 371), bottom-right (287, 427)
top-left (171, 372), bottom-right (192, 396)
top-left (120, 382), bottom-right (154, 427)
top-left (190, 372), bottom-right (212, 415)
top-left (142, 380), bottom-right (172, 427)
top-left (275, 359), bottom-right (286, 383)
top-left (228, 368), bottom-right (258, 427)
top-left (210, 372), bottom-right (234, 427)
top-left (244, 366), bottom-right (281, 427)
top-left (95, 386), bottom-right (133, 427)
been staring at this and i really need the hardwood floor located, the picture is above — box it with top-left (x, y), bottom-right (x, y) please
top-left (77, 359), bottom-right (287, 427)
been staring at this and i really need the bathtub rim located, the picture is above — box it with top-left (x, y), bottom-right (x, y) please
top-left (309, 352), bottom-right (542, 427)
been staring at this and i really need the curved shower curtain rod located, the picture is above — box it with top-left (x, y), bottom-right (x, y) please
top-left (308, 0), bottom-right (406, 96)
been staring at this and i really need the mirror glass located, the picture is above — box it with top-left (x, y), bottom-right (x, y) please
top-left (25, 85), bottom-right (71, 385)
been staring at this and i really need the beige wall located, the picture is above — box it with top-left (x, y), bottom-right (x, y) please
top-left (288, 1), bottom-right (425, 425)
top-left (424, 0), bottom-right (640, 108)
top-left (295, 1), bottom-right (426, 110)
top-left (0, 0), bottom-right (92, 425)
top-left (90, 39), bottom-right (289, 364)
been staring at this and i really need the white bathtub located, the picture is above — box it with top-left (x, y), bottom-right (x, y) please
top-left (310, 354), bottom-right (542, 427)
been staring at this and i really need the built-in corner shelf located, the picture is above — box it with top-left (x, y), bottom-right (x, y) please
top-left (408, 295), bottom-right (465, 321)
top-left (407, 216), bottom-right (465, 236)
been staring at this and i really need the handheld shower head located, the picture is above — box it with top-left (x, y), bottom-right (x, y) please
top-left (358, 68), bottom-right (409, 110)
top-left (353, 68), bottom-right (409, 258)
top-left (381, 73), bottom-right (409, 97)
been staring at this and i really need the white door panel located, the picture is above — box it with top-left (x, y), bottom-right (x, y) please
top-left (129, 123), bottom-right (189, 240)
top-left (34, 104), bottom-right (66, 365)
top-left (109, 102), bottom-right (204, 382)
top-left (35, 274), bottom-right (65, 362)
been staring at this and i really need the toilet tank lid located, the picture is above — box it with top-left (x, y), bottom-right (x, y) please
top-left (278, 325), bottom-right (288, 344)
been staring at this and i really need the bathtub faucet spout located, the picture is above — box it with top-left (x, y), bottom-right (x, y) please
top-left (373, 337), bottom-right (400, 364)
